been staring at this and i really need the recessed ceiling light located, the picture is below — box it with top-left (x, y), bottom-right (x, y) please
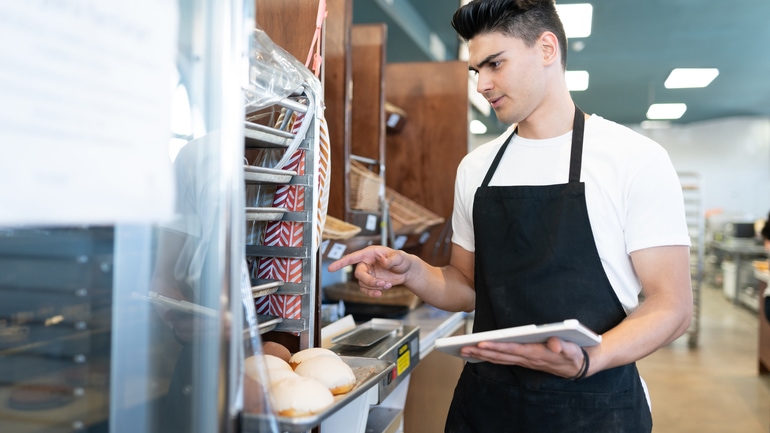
top-left (664, 68), bottom-right (719, 89)
top-left (555, 3), bottom-right (593, 38)
top-left (566, 70), bottom-right (589, 91)
top-left (646, 103), bottom-right (687, 120)
top-left (470, 119), bottom-right (488, 135)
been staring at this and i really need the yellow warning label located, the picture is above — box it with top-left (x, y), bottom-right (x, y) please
top-left (397, 343), bottom-right (410, 375)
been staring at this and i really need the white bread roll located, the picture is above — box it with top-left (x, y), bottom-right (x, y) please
top-left (263, 354), bottom-right (293, 372)
top-left (270, 376), bottom-right (334, 417)
top-left (293, 356), bottom-right (356, 395)
top-left (288, 347), bottom-right (340, 369)
top-left (244, 354), bottom-right (292, 383)
top-left (266, 368), bottom-right (299, 387)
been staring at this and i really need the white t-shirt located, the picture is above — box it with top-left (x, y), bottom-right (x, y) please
top-left (451, 115), bottom-right (691, 314)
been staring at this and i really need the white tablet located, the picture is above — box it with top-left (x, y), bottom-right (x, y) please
top-left (434, 319), bottom-right (602, 363)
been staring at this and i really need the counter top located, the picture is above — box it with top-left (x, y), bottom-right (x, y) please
top-left (711, 239), bottom-right (768, 256)
top-left (399, 304), bottom-right (469, 360)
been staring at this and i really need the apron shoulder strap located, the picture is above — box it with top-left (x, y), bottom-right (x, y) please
top-left (481, 128), bottom-right (516, 187)
top-left (568, 106), bottom-right (586, 183)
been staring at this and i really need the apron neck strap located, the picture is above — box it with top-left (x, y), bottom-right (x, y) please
top-left (568, 105), bottom-right (585, 183)
top-left (480, 127), bottom-right (516, 187)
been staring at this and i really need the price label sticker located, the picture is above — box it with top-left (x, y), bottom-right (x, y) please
top-left (365, 214), bottom-right (377, 231)
top-left (327, 243), bottom-right (347, 260)
top-left (419, 231), bottom-right (431, 244)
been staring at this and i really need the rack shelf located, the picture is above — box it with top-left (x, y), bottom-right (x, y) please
top-left (244, 86), bottom-right (321, 350)
top-left (679, 172), bottom-right (705, 348)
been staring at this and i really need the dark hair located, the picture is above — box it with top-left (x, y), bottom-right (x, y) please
top-left (762, 211), bottom-right (770, 241)
top-left (451, 0), bottom-right (568, 68)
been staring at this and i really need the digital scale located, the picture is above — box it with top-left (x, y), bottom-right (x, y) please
top-left (328, 319), bottom-right (420, 403)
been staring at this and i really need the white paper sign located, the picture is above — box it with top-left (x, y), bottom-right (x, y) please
top-left (0, 1), bottom-right (178, 225)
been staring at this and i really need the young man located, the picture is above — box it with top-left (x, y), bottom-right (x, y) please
top-left (329, 0), bottom-right (692, 431)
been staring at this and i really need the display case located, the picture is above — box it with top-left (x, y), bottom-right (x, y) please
top-left (0, 1), bottom-right (268, 432)
top-left (0, 228), bottom-right (113, 432)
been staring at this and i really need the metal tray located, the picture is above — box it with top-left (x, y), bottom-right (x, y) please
top-left (244, 165), bottom-right (296, 184)
top-left (245, 207), bottom-right (288, 221)
top-left (251, 280), bottom-right (284, 298)
top-left (256, 314), bottom-right (283, 334)
top-left (331, 319), bottom-right (403, 347)
top-left (242, 356), bottom-right (394, 433)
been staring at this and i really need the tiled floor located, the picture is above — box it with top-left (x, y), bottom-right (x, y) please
top-left (638, 284), bottom-right (770, 432)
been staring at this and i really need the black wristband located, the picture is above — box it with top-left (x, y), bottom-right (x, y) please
top-left (570, 347), bottom-right (590, 381)
top-left (567, 347), bottom-right (589, 381)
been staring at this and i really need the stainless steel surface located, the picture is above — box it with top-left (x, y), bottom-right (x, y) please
top-left (365, 407), bottom-right (403, 433)
top-left (255, 314), bottom-right (282, 334)
top-left (398, 304), bottom-right (467, 359)
top-left (250, 280), bottom-right (283, 298)
top-left (243, 165), bottom-right (296, 184)
top-left (331, 320), bottom-right (401, 347)
top-left (241, 356), bottom-right (394, 433)
top-left (245, 207), bottom-right (287, 221)
top-left (331, 324), bottom-right (420, 403)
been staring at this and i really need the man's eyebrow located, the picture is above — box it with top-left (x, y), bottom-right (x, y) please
top-left (469, 51), bottom-right (505, 72)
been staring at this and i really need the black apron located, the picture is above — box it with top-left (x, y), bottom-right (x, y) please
top-left (445, 107), bottom-right (652, 433)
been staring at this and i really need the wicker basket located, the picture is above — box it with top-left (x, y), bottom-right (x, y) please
top-left (322, 216), bottom-right (362, 240)
top-left (349, 160), bottom-right (382, 211)
top-left (324, 281), bottom-right (422, 309)
top-left (386, 187), bottom-right (445, 235)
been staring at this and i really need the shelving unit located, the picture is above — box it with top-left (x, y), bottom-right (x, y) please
top-left (244, 86), bottom-right (320, 349)
top-left (679, 172), bottom-right (705, 347)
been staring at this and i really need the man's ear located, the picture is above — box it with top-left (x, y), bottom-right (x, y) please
top-left (540, 32), bottom-right (559, 66)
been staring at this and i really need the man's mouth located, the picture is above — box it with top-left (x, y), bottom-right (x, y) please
top-left (488, 96), bottom-right (503, 108)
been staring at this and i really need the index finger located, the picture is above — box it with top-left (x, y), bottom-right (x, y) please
top-left (327, 249), bottom-right (371, 272)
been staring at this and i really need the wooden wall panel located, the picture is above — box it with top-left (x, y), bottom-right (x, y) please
top-left (255, 0), bottom-right (317, 63)
top-left (351, 24), bottom-right (387, 164)
top-left (385, 61), bottom-right (469, 265)
top-left (323, 0), bottom-right (353, 220)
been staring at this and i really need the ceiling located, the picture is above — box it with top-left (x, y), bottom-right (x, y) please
top-left (352, 0), bottom-right (770, 134)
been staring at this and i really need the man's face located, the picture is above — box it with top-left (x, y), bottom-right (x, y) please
top-left (467, 32), bottom-right (547, 126)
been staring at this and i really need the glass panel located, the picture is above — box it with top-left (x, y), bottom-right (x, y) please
top-left (0, 0), bottom-right (273, 432)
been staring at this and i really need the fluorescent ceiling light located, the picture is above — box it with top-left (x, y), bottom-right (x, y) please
top-left (664, 68), bottom-right (719, 89)
top-left (470, 119), bottom-right (488, 135)
top-left (555, 3), bottom-right (593, 38)
top-left (566, 70), bottom-right (589, 91)
top-left (646, 103), bottom-right (687, 120)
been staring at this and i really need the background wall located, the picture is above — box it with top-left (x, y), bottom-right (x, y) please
top-left (470, 116), bottom-right (770, 225)
top-left (636, 116), bottom-right (770, 223)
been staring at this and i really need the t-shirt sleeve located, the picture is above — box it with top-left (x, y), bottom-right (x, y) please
top-left (624, 148), bottom-right (692, 253)
top-left (451, 160), bottom-right (476, 252)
